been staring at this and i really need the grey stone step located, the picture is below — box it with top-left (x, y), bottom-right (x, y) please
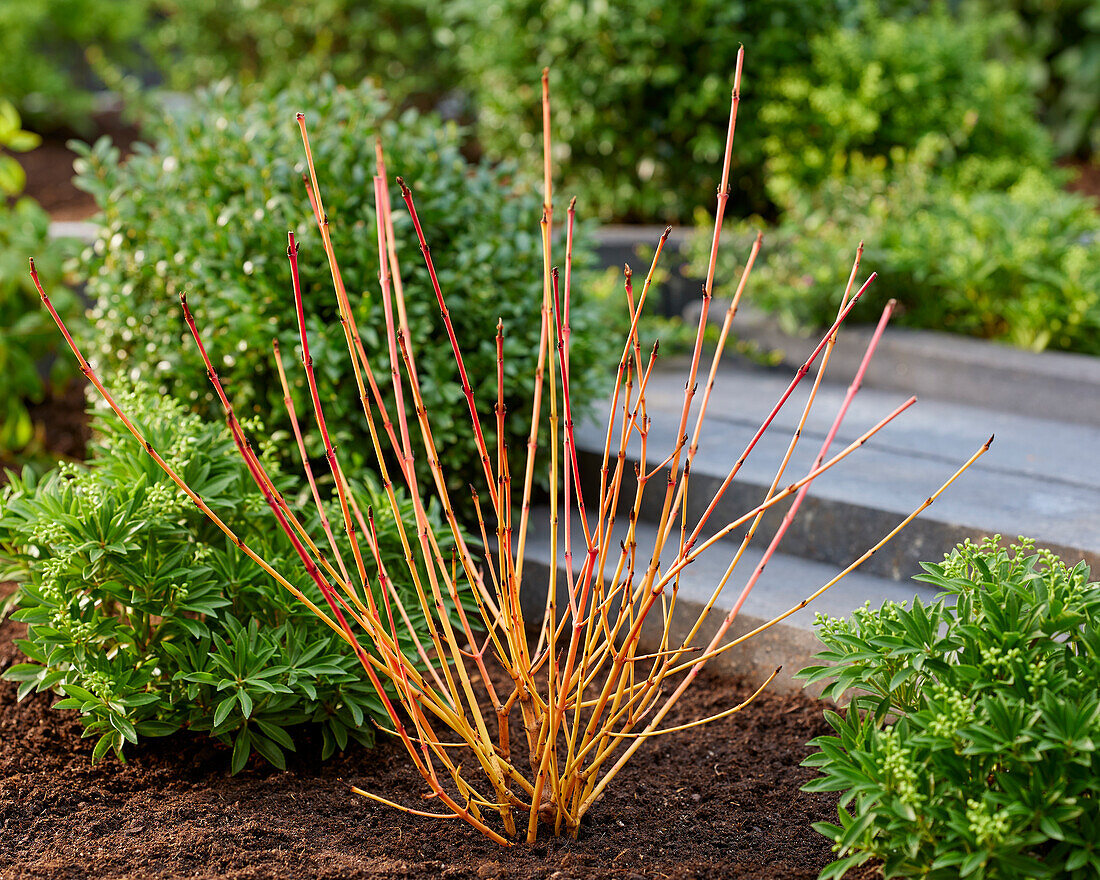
top-left (517, 506), bottom-right (933, 691)
top-left (701, 302), bottom-right (1100, 428)
top-left (595, 225), bottom-right (1100, 428)
top-left (49, 220), bottom-right (99, 244)
top-left (574, 359), bottom-right (1100, 582)
top-left (594, 225), bottom-right (696, 318)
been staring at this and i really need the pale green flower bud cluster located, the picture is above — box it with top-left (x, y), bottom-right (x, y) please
top-left (926, 683), bottom-right (972, 739)
top-left (878, 728), bottom-right (923, 807)
top-left (802, 538), bottom-right (1100, 878)
top-left (965, 798), bottom-right (1011, 847)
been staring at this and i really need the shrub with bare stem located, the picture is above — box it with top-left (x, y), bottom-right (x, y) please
top-left (30, 51), bottom-right (990, 844)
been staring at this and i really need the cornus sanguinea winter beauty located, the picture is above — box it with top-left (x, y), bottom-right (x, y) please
top-left (31, 51), bottom-right (991, 843)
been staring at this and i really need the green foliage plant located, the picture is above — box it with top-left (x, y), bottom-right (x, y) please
top-left (758, 5), bottom-right (1052, 199)
top-left (144, 0), bottom-right (455, 107)
top-left (1, 387), bottom-right (455, 770)
top-left (0, 100), bottom-right (79, 461)
top-left (800, 538), bottom-right (1100, 879)
top-left (450, 1), bottom-right (1052, 224)
top-left (0, 99), bottom-right (41, 196)
top-left (992, 0), bottom-right (1100, 157)
top-left (0, 199), bottom-right (78, 459)
top-left (31, 54), bottom-right (990, 844)
top-left (0, 0), bottom-right (148, 131)
top-left (75, 77), bottom-right (607, 518)
top-left (449, 0), bottom-right (856, 223)
top-left (692, 151), bottom-right (1100, 354)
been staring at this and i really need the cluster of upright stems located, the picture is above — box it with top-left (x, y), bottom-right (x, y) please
top-left (31, 50), bottom-right (990, 844)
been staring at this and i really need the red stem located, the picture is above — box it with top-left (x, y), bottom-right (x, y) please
top-left (684, 272), bottom-right (876, 551)
top-left (397, 177), bottom-right (499, 510)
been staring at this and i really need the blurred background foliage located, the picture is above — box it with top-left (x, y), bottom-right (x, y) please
top-left (0, 99), bottom-right (77, 468)
top-left (1, 0), bottom-right (1099, 471)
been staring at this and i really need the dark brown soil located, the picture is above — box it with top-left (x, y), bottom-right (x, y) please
top-left (26, 379), bottom-right (92, 463)
top-left (1062, 159), bottom-right (1100, 206)
top-left (0, 380), bottom-right (92, 481)
top-left (0, 600), bottom-right (877, 880)
top-left (16, 112), bottom-right (141, 221)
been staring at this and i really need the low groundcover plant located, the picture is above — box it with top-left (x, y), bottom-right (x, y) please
top-left (1, 387), bottom-right (458, 770)
top-left (29, 53), bottom-right (990, 843)
top-left (800, 538), bottom-right (1100, 879)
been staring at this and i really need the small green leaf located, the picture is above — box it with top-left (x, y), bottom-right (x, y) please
top-left (122, 692), bottom-right (161, 707)
top-left (255, 720), bottom-right (295, 751)
top-left (110, 714), bottom-right (139, 745)
top-left (91, 731), bottom-right (118, 763)
top-left (135, 721), bottom-right (178, 737)
top-left (250, 732), bottom-right (286, 770)
top-left (61, 684), bottom-right (98, 704)
top-left (213, 694), bottom-right (238, 728)
top-left (2, 663), bottom-right (43, 682)
top-left (230, 728), bottom-right (251, 775)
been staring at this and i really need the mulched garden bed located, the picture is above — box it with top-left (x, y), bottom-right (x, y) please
top-left (0, 597), bottom-right (877, 880)
top-left (0, 381), bottom-right (92, 486)
top-left (1064, 158), bottom-right (1100, 206)
top-left (17, 111), bottom-right (140, 221)
top-left (25, 379), bottom-right (92, 464)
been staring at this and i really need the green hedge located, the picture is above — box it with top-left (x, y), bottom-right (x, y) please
top-left (75, 78), bottom-right (610, 513)
top-left (450, 0), bottom-right (847, 224)
top-left (992, 0), bottom-right (1100, 157)
top-left (0, 0), bottom-right (147, 131)
top-left (451, 1), bottom-right (1052, 224)
top-left (758, 6), bottom-right (1051, 200)
top-left (145, 0), bottom-right (455, 106)
top-left (0, 100), bottom-right (79, 465)
top-left (0, 198), bottom-right (78, 461)
top-left (692, 154), bottom-right (1100, 354)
